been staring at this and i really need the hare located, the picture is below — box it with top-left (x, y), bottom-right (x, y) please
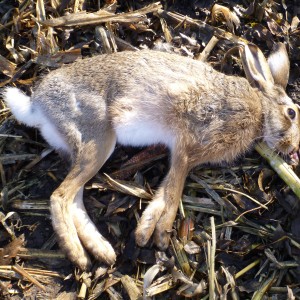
top-left (3, 43), bottom-right (300, 270)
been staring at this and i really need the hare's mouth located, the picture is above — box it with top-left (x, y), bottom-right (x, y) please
top-left (276, 140), bottom-right (299, 160)
top-left (276, 143), bottom-right (300, 165)
top-left (289, 150), bottom-right (299, 165)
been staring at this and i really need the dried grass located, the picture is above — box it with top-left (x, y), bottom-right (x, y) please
top-left (0, 0), bottom-right (300, 299)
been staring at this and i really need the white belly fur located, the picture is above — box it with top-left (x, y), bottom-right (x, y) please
top-left (114, 112), bottom-right (175, 150)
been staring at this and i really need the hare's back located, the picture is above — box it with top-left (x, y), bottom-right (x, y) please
top-left (31, 50), bottom-right (208, 125)
top-left (29, 50), bottom-right (214, 151)
top-left (49, 50), bottom-right (209, 92)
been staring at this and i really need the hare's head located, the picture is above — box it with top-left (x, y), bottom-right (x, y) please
top-left (240, 43), bottom-right (300, 155)
top-left (263, 86), bottom-right (300, 156)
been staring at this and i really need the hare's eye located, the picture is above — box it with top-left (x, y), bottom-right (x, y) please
top-left (287, 108), bottom-right (296, 120)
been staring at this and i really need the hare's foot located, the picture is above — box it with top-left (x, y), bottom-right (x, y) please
top-left (72, 188), bottom-right (116, 265)
top-left (135, 189), bottom-right (165, 247)
top-left (51, 190), bottom-right (91, 270)
top-left (153, 210), bottom-right (176, 250)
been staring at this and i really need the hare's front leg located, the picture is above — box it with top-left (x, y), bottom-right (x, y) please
top-left (51, 132), bottom-right (116, 270)
top-left (135, 147), bottom-right (189, 249)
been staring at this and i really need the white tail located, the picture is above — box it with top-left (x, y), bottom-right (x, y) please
top-left (3, 87), bottom-right (39, 127)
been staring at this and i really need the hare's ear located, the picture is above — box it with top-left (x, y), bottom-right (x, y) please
top-left (267, 42), bottom-right (290, 89)
top-left (239, 43), bottom-right (274, 91)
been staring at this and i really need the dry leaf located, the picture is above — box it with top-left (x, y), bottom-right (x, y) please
top-left (0, 54), bottom-right (16, 77)
top-left (0, 234), bottom-right (25, 265)
top-left (211, 4), bottom-right (240, 32)
top-left (178, 217), bottom-right (194, 243)
top-left (183, 241), bottom-right (201, 255)
top-left (291, 16), bottom-right (299, 32)
top-left (42, 2), bottom-right (162, 27)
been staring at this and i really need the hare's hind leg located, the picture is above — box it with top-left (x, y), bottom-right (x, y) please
top-left (51, 131), bottom-right (116, 270)
top-left (72, 187), bottom-right (116, 265)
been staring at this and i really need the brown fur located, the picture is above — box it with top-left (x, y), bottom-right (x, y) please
top-left (4, 44), bottom-right (300, 270)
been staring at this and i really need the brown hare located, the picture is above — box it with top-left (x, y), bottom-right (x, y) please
top-left (3, 43), bottom-right (300, 270)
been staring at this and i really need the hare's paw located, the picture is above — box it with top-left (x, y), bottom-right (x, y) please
top-left (135, 194), bottom-right (166, 247)
top-left (153, 210), bottom-right (177, 250)
top-left (153, 224), bottom-right (172, 250)
top-left (135, 214), bottom-right (157, 247)
top-left (50, 191), bottom-right (91, 270)
top-left (72, 204), bottom-right (116, 265)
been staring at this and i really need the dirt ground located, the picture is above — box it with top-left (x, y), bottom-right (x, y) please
top-left (0, 0), bottom-right (300, 299)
